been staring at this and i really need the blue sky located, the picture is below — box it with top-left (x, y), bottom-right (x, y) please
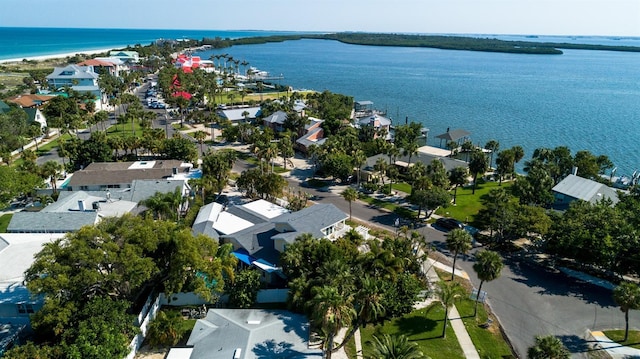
top-left (2, 0), bottom-right (639, 36)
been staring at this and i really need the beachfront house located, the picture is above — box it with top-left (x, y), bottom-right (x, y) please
top-left (45, 64), bottom-right (102, 99)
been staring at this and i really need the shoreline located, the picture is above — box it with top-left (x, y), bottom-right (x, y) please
top-left (0, 46), bottom-right (128, 64)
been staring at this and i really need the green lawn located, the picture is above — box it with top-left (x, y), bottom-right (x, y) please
top-left (435, 181), bottom-right (513, 225)
top-left (602, 330), bottom-right (640, 349)
top-left (0, 213), bottom-right (13, 232)
top-left (456, 299), bottom-right (514, 358)
top-left (358, 195), bottom-right (416, 219)
top-left (107, 121), bottom-right (147, 137)
top-left (391, 182), bottom-right (412, 194)
top-left (360, 303), bottom-right (464, 359)
top-left (35, 134), bottom-right (72, 156)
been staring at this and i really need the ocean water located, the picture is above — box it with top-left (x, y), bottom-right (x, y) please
top-left (0, 27), bottom-right (302, 60)
top-left (3, 27), bottom-right (639, 176)
top-left (195, 39), bottom-right (640, 176)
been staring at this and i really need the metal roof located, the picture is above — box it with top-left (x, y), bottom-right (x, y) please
top-left (435, 129), bottom-right (471, 142)
top-left (552, 174), bottom-right (619, 204)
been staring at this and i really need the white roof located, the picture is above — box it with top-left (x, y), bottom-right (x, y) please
top-left (166, 348), bottom-right (193, 359)
top-left (418, 145), bottom-right (451, 157)
top-left (213, 212), bottom-right (254, 235)
top-left (0, 233), bottom-right (66, 282)
top-left (128, 160), bottom-right (157, 169)
top-left (241, 199), bottom-right (289, 219)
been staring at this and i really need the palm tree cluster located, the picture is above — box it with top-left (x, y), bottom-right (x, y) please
top-left (281, 231), bottom-right (428, 358)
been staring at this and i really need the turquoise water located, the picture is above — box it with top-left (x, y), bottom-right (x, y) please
top-left (0, 27), bottom-right (304, 61)
top-left (196, 39), bottom-right (640, 176)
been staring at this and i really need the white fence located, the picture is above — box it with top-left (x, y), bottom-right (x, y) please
top-left (124, 294), bottom-right (161, 359)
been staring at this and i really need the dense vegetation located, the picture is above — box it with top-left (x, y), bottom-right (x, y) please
top-left (4, 215), bottom-right (237, 358)
top-left (203, 32), bottom-right (640, 55)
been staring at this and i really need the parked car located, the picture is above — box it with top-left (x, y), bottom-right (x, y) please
top-left (435, 217), bottom-right (464, 231)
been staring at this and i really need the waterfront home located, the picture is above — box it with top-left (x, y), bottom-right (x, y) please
top-left (262, 110), bottom-right (287, 132)
top-left (217, 106), bottom-right (261, 123)
top-left (0, 233), bottom-right (67, 353)
top-left (169, 309), bottom-right (322, 359)
top-left (356, 113), bottom-right (393, 140)
top-left (362, 147), bottom-right (468, 182)
top-left (552, 173), bottom-right (619, 210)
top-left (45, 64), bottom-right (102, 99)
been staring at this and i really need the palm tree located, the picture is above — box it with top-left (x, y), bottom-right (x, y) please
top-left (448, 167), bottom-right (468, 205)
top-left (527, 335), bottom-right (570, 359)
top-left (436, 281), bottom-right (465, 338)
top-left (468, 150), bottom-right (488, 194)
top-left (341, 187), bottom-right (358, 220)
top-left (193, 130), bottom-right (207, 155)
top-left (484, 140), bottom-right (500, 169)
top-left (352, 149), bottom-right (366, 187)
top-left (40, 161), bottom-right (63, 194)
top-left (366, 334), bottom-right (426, 359)
top-left (374, 158), bottom-right (388, 187)
top-left (446, 228), bottom-right (473, 281)
top-left (613, 281), bottom-right (640, 341)
top-left (309, 286), bottom-right (355, 359)
top-left (472, 250), bottom-right (504, 316)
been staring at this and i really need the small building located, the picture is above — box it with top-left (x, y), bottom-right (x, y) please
top-left (0, 100), bottom-right (48, 130)
top-left (108, 50), bottom-right (139, 63)
top-left (552, 174), bottom-right (619, 210)
top-left (435, 128), bottom-right (471, 148)
top-left (76, 58), bottom-right (117, 76)
top-left (172, 309), bottom-right (322, 359)
top-left (296, 117), bottom-right (326, 152)
top-left (6, 94), bottom-right (56, 109)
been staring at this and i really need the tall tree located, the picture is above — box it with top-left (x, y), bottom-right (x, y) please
top-left (472, 250), bottom-right (504, 316)
top-left (613, 282), bottom-right (640, 342)
top-left (445, 229), bottom-right (473, 280)
top-left (341, 187), bottom-right (358, 220)
top-left (468, 150), bottom-right (488, 194)
top-left (309, 286), bottom-right (355, 359)
top-left (39, 160), bottom-right (62, 194)
top-left (435, 281), bottom-right (465, 338)
top-left (484, 140), bottom-right (500, 169)
top-left (448, 166), bottom-right (468, 204)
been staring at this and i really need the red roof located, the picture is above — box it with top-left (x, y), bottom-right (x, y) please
top-left (77, 59), bottom-right (115, 67)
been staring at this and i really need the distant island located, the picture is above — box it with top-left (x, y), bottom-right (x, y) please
top-left (203, 32), bottom-right (640, 55)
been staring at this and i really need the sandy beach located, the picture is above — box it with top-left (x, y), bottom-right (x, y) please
top-left (0, 47), bottom-right (126, 64)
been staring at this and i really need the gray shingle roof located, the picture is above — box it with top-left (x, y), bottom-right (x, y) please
top-left (187, 309), bottom-right (321, 359)
top-left (272, 203), bottom-right (347, 239)
top-left (68, 160), bottom-right (184, 187)
top-left (7, 212), bottom-right (98, 233)
top-left (435, 129), bottom-right (471, 142)
top-left (263, 110), bottom-right (288, 125)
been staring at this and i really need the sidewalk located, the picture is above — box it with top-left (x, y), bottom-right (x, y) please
top-left (421, 258), bottom-right (481, 359)
top-left (589, 331), bottom-right (640, 358)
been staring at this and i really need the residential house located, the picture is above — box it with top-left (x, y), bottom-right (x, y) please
top-left (76, 58), bottom-right (117, 76)
top-left (357, 113), bottom-right (392, 139)
top-left (551, 174), bottom-right (619, 210)
top-left (296, 117), bottom-right (326, 152)
top-left (192, 201), bottom-right (348, 283)
top-left (0, 233), bottom-right (66, 353)
top-left (168, 309), bottom-right (322, 359)
top-left (217, 106), bottom-right (261, 123)
top-left (7, 190), bottom-right (139, 233)
top-left (94, 57), bottom-right (128, 76)
top-left (262, 110), bottom-right (287, 132)
top-left (6, 94), bottom-right (55, 109)
top-left (64, 160), bottom-right (192, 191)
top-left (362, 147), bottom-right (468, 182)
top-left (0, 99), bottom-right (48, 131)
top-left (108, 50), bottom-right (139, 63)
top-left (45, 64), bottom-right (102, 99)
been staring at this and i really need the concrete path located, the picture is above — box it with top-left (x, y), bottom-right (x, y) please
top-left (422, 258), bottom-right (481, 359)
top-left (589, 331), bottom-right (640, 358)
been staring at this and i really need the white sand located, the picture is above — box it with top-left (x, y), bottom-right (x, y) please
top-left (0, 47), bottom-right (126, 64)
